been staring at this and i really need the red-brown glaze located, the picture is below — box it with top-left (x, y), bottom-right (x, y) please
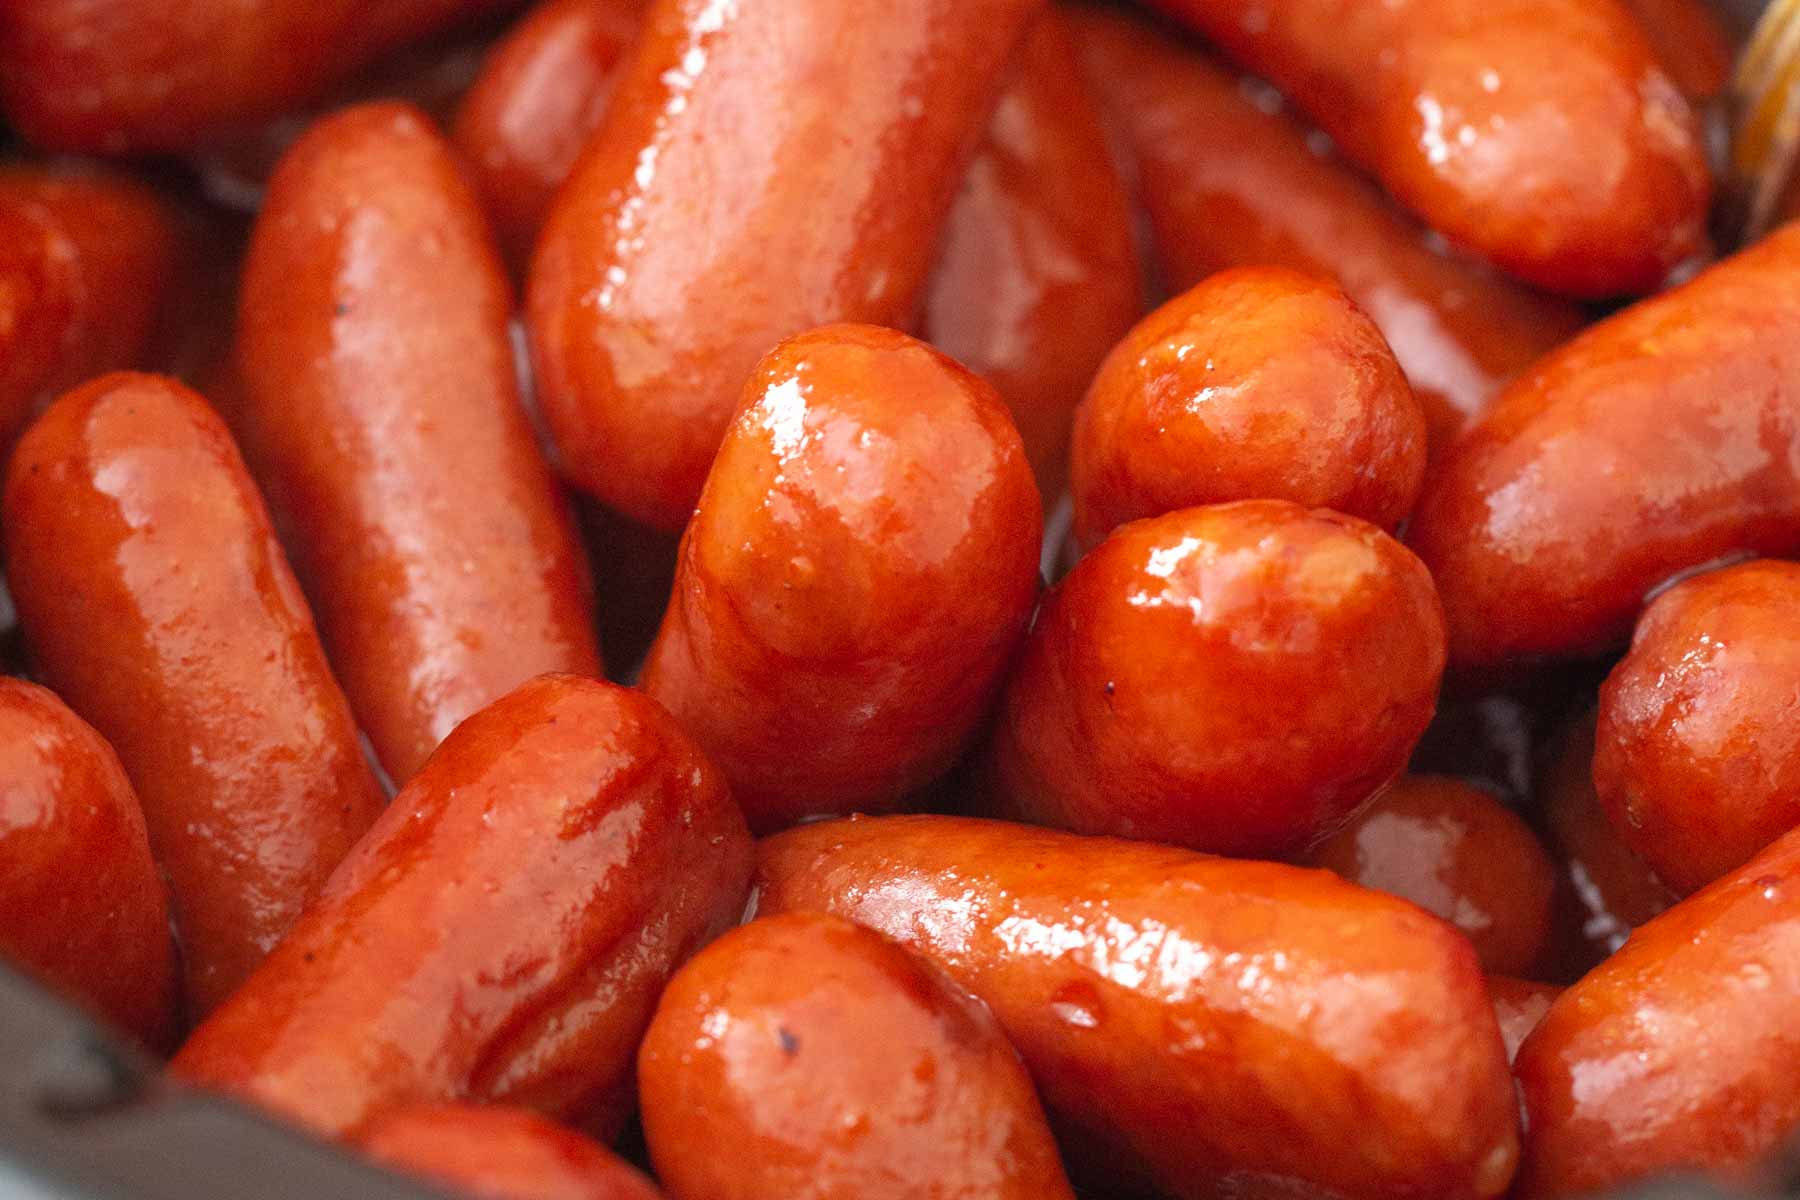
top-left (1409, 222), bottom-right (1800, 673)
top-left (1619, 0), bottom-right (1733, 102)
top-left (452, 0), bottom-right (645, 266)
top-left (170, 674), bottom-right (752, 1138)
top-left (1488, 977), bottom-right (1559, 1065)
top-left (990, 500), bottom-right (1445, 859)
top-left (1514, 825), bottom-right (1800, 1197)
top-left (756, 814), bottom-right (1520, 1200)
top-left (922, 10), bottom-right (1141, 502)
top-left (1141, 0), bottom-right (1710, 297)
top-left (639, 912), bottom-right (1075, 1200)
top-left (1069, 10), bottom-right (1585, 448)
top-left (0, 164), bottom-right (179, 448)
top-left (527, 0), bottom-right (1045, 530)
top-left (1594, 561), bottom-right (1800, 896)
top-left (359, 1104), bottom-right (662, 1200)
top-left (0, 678), bottom-right (176, 1048)
top-left (234, 101), bottom-right (601, 785)
top-left (641, 325), bottom-right (1041, 833)
top-left (2, 373), bottom-right (385, 1016)
top-left (1070, 267), bottom-right (1425, 552)
top-left (0, 0), bottom-right (517, 153)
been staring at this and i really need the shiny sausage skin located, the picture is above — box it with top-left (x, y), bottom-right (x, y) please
top-left (639, 911), bottom-right (1075, 1200)
top-left (922, 10), bottom-right (1141, 503)
top-left (0, 165), bottom-right (179, 447)
top-left (1141, 0), bottom-right (1709, 298)
top-left (1310, 775), bottom-right (1555, 976)
top-left (990, 500), bottom-right (1445, 859)
top-left (527, 0), bottom-right (1045, 531)
top-left (756, 814), bottom-right (1521, 1200)
top-left (0, 0), bottom-right (517, 153)
top-left (359, 1104), bottom-right (662, 1200)
top-left (1068, 9), bottom-right (1585, 448)
top-left (641, 325), bottom-right (1041, 833)
top-left (0, 678), bottom-right (176, 1048)
top-left (1409, 222), bottom-right (1800, 673)
top-left (1594, 561), bottom-right (1800, 896)
top-left (1618, 0), bottom-right (1733, 102)
top-left (1514, 824), bottom-right (1800, 1197)
top-left (2, 373), bottom-right (385, 1016)
top-left (1070, 267), bottom-right (1425, 552)
top-left (1488, 977), bottom-right (1559, 1065)
top-left (171, 674), bottom-right (752, 1138)
top-left (234, 101), bottom-right (601, 784)
top-left (451, 0), bottom-right (644, 266)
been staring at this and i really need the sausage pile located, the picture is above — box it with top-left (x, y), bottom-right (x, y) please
top-left (0, 1), bottom-right (1791, 1198)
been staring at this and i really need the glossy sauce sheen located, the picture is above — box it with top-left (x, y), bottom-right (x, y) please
top-left (1409, 222), bottom-right (1800, 672)
top-left (639, 912), bottom-right (1075, 1200)
top-left (992, 500), bottom-right (1445, 859)
top-left (1595, 561), bottom-right (1800, 896)
top-left (922, 10), bottom-right (1141, 502)
top-left (1618, 0), bottom-right (1732, 101)
top-left (1514, 824), bottom-right (1800, 1197)
top-left (641, 325), bottom-right (1041, 833)
top-left (1142, 0), bottom-right (1709, 297)
top-left (1069, 10), bottom-right (1585, 448)
top-left (234, 101), bottom-right (601, 784)
top-left (359, 1104), bottom-right (663, 1200)
top-left (527, 0), bottom-right (1046, 530)
top-left (756, 814), bottom-right (1520, 1200)
top-left (1070, 266), bottom-right (1426, 552)
top-left (0, 0), bottom-right (518, 153)
top-left (1487, 976), bottom-right (1559, 1064)
top-left (1311, 776), bottom-right (1555, 976)
top-left (170, 674), bottom-right (752, 1137)
top-left (0, 166), bottom-right (178, 448)
top-left (0, 678), bottom-right (175, 1048)
top-left (2, 373), bottom-right (385, 1015)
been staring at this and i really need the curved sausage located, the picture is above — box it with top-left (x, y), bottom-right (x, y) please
top-left (359, 1104), bottom-right (662, 1200)
top-left (526, 0), bottom-right (1045, 530)
top-left (990, 500), bottom-right (1445, 859)
top-left (1070, 267), bottom-right (1425, 552)
top-left (0, 678), bottom-right (175, 1048)
top-left (756, 814), bottom-right (1520, 1200)
top-left (1140, 0), bottom-right (1710, 297)
top-left (1595, 560), bottom-right (1800, 896)
top-left (171, 674), bottom-right (751, 1138)
top-left (2, 373), bottom-right (385, 1015)
top-left (234, 100), bottom-right (601, 784)
top-left (641, 324), bottom-right (1041, 833)
top-left (1068, 9), bottom-right (1585, 448)
top-left (1310, 775), bottom-right (1556, 976)
top-left (639, 911), bottom-right (1075, 1200)
top-left (1514, 824), bottom-right (1800, 1197)
top-left (1408, 222), bottom-right (1800, 673)
top-left (1488, 977), bottom-right (1559, 1065)
top-left (1619, 0), bottom-right (1733, 102)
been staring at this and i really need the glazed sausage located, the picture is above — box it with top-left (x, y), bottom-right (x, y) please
top-left (0, 678), bottom-right (175, 1048)
top-left (1310, 775), bottom-right (1556, 976)
top-left (640, 325), bottom-right (1040, 833)
top-left (234, 101), bottom-right (601, 784)
top-left (359, 1104), bottom-right (662, 1200)
top-left (1068, 9), bottom-right (1585, 448)
top-left (1619, 0), bottom-right (1733, 102)
top-left (922, 11), bottom-right (1141, 503)
top-left (1488, 977), bottom-right (1559, 1065)
top-left (0, 0), bottom-right (516, 153)
top-left (1514, 823), bottom-right (1800, 1197)
top-left (990, 500), bottom-right (1445, 859)
top-left (1140, 0), bottom-right (1710, 297)
top-left (639, 912), bottom-right (1075, 1200)
top-left (1409, 222), bottom-right (1800, 673)
top-left (527, 0), bottom-right (1045, 530)
top-left (756, 814), bottom-right (1520, 1200)
top-left (1594, 561), bottom-right (1800, 896)
top-left (3, 373), bottom-right (385, 1015)
top-left (451, 0), bottom-right (644, 266)
top-left (0, 164), bottom-right (179, 447)
top-left (171, 674), bottom-right (751, 1138)
top-left (1069, 267), bottom-right (1426, 552)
